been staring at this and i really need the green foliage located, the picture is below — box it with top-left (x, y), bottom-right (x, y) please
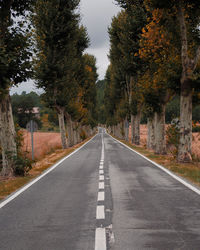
top-left (33, 0), bottom-right (89, 108)
top-left (11, 91), bottom-right (42, 128)
top-left (80, 54), bottom-right (98, 128)
top-left (106, 1), bottom-right (147, 126)
top-left (165, 95), bottom-right (180, 123)
top-left (192, 126), bottom-right (200, 133)
top-left (33, 0), bottom-right (94, 135)
top-left (0, 1), bottom-right (33, 97)
top-left (96, 80), bottom-right (106, 124)
top-left (193, 105), bottom-right (200, 123)
top-left (14, 124), bottom-right (32, 176)
top-left (13, 154), bottom-right (32, 176)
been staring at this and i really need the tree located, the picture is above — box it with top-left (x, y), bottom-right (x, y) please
top-left (147, 0), bottom-right (200, 161)
top-left (81, 54), bottom-right (98, 128)
top-left (96, 80), bottom-right (106, 124)
top-left (139, 6), bottom-right (182, 154)
top-left (0, 1), bottom-right (33, 176)
top-left (109, 2), bottom-right (147, 143)
top-left (33, 0), bottom-right (89, 149)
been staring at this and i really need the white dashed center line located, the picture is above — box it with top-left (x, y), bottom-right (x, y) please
top-left (96, 205), bottom-right (105, 219)
top-left (95, 131), bottom-right (107, 250)
top-left (99, 182), bottom-right (105, 190)
top-left (98, 191), bottom-right (105, 201)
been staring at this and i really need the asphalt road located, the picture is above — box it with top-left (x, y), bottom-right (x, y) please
top-left (0, 129), bottom-right (200, 250)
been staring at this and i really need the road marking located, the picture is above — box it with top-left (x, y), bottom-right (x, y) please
top-left (109, 134), bottom-right (200, 196)
top-left (98, 191), bottom-right (105, 201)
top-left (99, 182), bottom-right (104, 190)
top-left (99, 175), bottom-right (104, 181)
top-left (99, 170), bottom-right (104, 175)
top-left (96, 205), bottom-right (105, 219)
top-left (95, 228), bottom-right (106, 250)
top-left (0, 134), bottom-right (98, 209)
top-left (94, 130), bottom-right (107, 250)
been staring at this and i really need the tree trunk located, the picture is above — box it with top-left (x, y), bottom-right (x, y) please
top-left (124, 117), bottom-right (129, 141)
top-left (57, 107), bottom-right (67, 149)
top-left (178, 86), bottom-right (192, 162)
top-left (177, 3), bottom-right (200, 162)
top-left (0, 93), bottom-right (17, 176)
top-left (147, 116), bottom-right (155, 150)
top-left (66, 114), bottom-right (74, 147)
top-left (72, 122), bottom-right (76, 145)
top-left (131, 115), bottom-right (134, 144)
top-left (121, 121), bottom-right (125, 140)
top-left (131, 112), bottom-right (141, 145)
top-left (154, 104), bottom-right (166, 155)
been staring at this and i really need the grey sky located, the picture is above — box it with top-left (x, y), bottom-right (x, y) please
top-left (10, 0), bottom-right (120, 95)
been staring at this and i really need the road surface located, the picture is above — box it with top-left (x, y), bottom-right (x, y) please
top-left (0, 128), bottom-right (200, 250)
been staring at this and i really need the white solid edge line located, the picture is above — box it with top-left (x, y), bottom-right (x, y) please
top-left (108, 133), bottom-right (200, 196)
top-left (99, 165), bottom-right (104, 170)
top-left (0, 134), bottom-right (98, 209)
top-left (95, 228), bottom-right (106, 250)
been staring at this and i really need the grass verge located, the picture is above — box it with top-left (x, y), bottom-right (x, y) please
top-left (112, 136), bottom-right (200, 188)
top-left (0, 136), bottom-right (93, 201)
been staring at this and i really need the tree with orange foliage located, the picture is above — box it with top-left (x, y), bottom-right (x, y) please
top-left (146, 0), bottom-right (200, 161)
top-left (139, 5), bottom-right (182, 154)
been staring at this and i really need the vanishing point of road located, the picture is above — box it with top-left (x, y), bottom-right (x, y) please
top-left (0, 128), bottom-right (200, 250)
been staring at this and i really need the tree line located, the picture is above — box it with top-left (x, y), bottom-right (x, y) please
top-left (0, 0), bottom-right (98, 176)
top-left (103, 0), bottom-right (200, 162)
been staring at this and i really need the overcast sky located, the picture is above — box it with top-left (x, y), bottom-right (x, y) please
top-left (10, 0), bottom-right (120, 95)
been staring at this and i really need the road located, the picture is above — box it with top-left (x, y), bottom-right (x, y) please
top-left (0, 129), bottom-right (200, 250)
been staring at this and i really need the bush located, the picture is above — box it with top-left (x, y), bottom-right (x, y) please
top-left (192, 126), bottom-right (200, 132)
top-left (13, 154), bottom-right (32, 176)
top-left (166, 118), bottom-right (180, 157)
top-left (80, 129), bottom-right (87, 141)
top-left (14, 124), bottom-right (32, 176)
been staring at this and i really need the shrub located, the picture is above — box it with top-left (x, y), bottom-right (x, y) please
top-left (13, 154), bottom-right (32, 176)
top-left (166, 118), bottom-right (180, 157)
top-left (80, 129), bottom-right (87, 141)
top-left (192, 126), bottom-right (200, 132)
top-left (14, 124), bottom-right (32, 176)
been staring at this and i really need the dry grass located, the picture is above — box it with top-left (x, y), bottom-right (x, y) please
top-left (0, 137), bottom-right (92, 201)
top-left (192, 133), bottom-right (200, 160)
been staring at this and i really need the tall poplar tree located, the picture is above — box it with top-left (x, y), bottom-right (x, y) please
top-left (0, 1), bottom-right (33, 176)
top-left (34, 0), bottom-right (89, 149)
top-left (109, 1), bottom-right (146, 143)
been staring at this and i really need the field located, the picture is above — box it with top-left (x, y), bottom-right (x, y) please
top-left (22, 128), bottom-right (200, 161)
top-left (129, 125), bottom-right (200, 159)
top-left (22, 131), bottom-right (62, 160)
